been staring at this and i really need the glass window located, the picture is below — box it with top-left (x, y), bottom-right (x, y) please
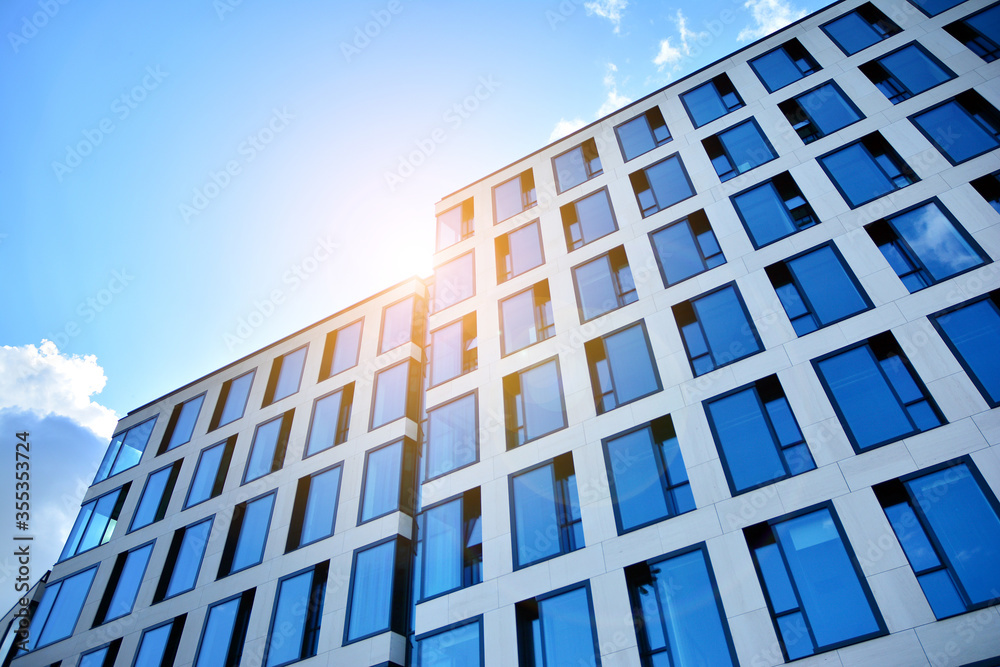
top-left (133, 616), bottom-right (185, 667)
top-left (94, 416), bottom-right (156, 482)
top-left (625, 546), bottom-right (737, 667)
top-left (912, 91), bottom-right (1000, 164)
top-left (680, 74), bottom-right (744, 127)
top-left (425, 392), bottom-right (478, 480)
top-left (749, 39), bottom-right (820, 92)
top-left (822, 2), bottom-right (901, 54)
top-left (819, 133), bottom-right (917, 207)
top-left (704, 118), bottom-right (776, 181)
top-left (629, 154), bottom-right (696, 217)
top-left (264, 562), bottom-right (327, 667)
top-left (360, 439), bottom-right (409, 523)
top-left (380, 296), bottom-right (415, 353)
top-left (932, 291), bottom-right (1000, 406)
top-left (264, 346), bottom-right (307, 406)
top-left (184, 437), bottom-right (235, 508)
top-left (972, 171), bottom-right (1000, 214)
top-left (673, 284), bottom-right (762, 376)
top-left (155, 517), bottom-right (213, 601)
top-left (603, 416), bottom-right (694, 533)
top-left (515, 585), bottom-right (600, 667)
top-left (560, 187), bottom-right (619, 250)
top-left (586, 321), bottom-right (662, 413)
top-left (79, 641), bottom-right (121, 667)
top-left (319, 319), bottom-right (363, 380)
top-left (705, 376), bottom-right (815, 494)
top-left (503, 357), bottom-right (567, 449)
top-left (616, 106), bottom-right (672, 161)
top-left (60, 484), bottom-right (129, 561)
top-left (499, 281), bottom-right (554, 355)
top-left (159, 394), bottom-right (205, 453)
top-left (418, 489), bottom-right (482, 601)
top-left (813, 332), bottom-right (944, 451)
top-left (210, 371), bottom-right (254, 431)
top-left (494, 169), bottom-right (537, 223)
top-left (303, 384), bottom-right (353, 458)
top-left (218, 492), bottom-right (276, 576)
top-left (510, 453), bottom-right (582, 568)
top-left (287, 465), bottom-right (343, 550)
top-left (345, 538), bottom-right (408, 643)
top-left (909, 0), bottom-right (968, 16)
top-left (866, 200), bottom-right (988, 292)
top-left (731, 172), bottom-right (817, 248)
top-left (766, 243), bottom-right (871, 335)
top-left (432, 251), bottom-right (475, 313)
top-left (945, 3), bottom-right (1000, 62)
top-left (243, 412), bottom-right (292, 483)
top-left (860, 43), bottom-right (954, 103)
top-left (572, 246), bottom-right (637, 321)
top-left (779, 81), bottom-right (863, 144)
top-left (371, 360), bottom-right (416, 429)
top-left (554, 138), bottom-right (603, 192)
top-left (436, 198), bottom-right (474, 251)
top-left (194, 589), bottom-right (255, 667)
top-left (430, 313), bottom-right (477, 387)
top-left (650, 210), bottom-right (725, 285)
top-left (414, 618), bottom-right (482, 667)
top-left (22, 565), bottom-right (97, 651)
top-left (875, 459), bottom-right (1000, 619)
top-left (745, 507), bottom-right (884, 660)
top-left (496, 219), bottom-right (544, 282)
top-left (95, 542), bottom-right (154, 624)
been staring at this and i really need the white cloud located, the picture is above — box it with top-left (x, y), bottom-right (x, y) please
top-left (653, 39), bottom-right (683, 69)
top-left (549, 118), bottom-right (587, 142)
top-left (738, 0), bottom-right (807, 42)
top-left (0, 340), bottom-right (118, 438)
top-left (653, 11), bottom-right (709, 72)
top-left (597, 63), bottom-right (632, 116)
top-left (584, 0), bottom-right (628, 33)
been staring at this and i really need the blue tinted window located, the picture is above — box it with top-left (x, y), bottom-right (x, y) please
top-left (573, 246), bottom-right (637, 321)
top-left (862, 43), bottom-right (953, 103)
top-left (494, 170), bottom-right (537, 223)
top-left (910, 0), bottom-right (967, 16)
top-left (265, 563), bottom-right (326, 666)
top-left (360, 440), bottom-right (404, 523)
top-left (912, 92), bottom-right (1000, 164)
top-left (554, 138), bottom-right (602, 192)
top-left (511, 454), bottom-right (582, 568)
top-left (586, 321), bottom-right (661, 413)
top-left (782, 82), bottom-right (863, 143)
top-left (195, 591), bottom-right (254, 667)
top-left (426, 392), bottom-right (478, 479)
top-left (500, 282), bottom-right (554, 354)
top-left (630, 154), bottom-right (695, 217)
top-left (293, 465), bottom-right (342, 548)
top-left (650, 211), bottom-right (725, 286)
top-left (822, 3), bottom-right (900, 54)
top-left (134, 619), bottom-right (181, 667)
top-left (216, 371), bottom-right (254, 429)
top-left (222, 492), bottom-right (275, 575)
top-left (22, 565), bottom-right (97, 651)
top-left (162, 517), bottom-right (213, 599)
top-left (371, 361), bottom-right (412, 428)
top-left (95, 417), bottom-right (156, 482)
top-left (163, 394), bottom-right (204, 452)
top-left (681, 75), bottom-right (743, 127)
top-left (419, 489), bottom-right (482, 600)
top-left (503, 358), bottom-right (567, 449)
top-left (705, 119), bottom-right (776, 181)
top-left (820, 134), bottom-right (916, 207)
top-left (79, 643), bottom-right (119, 667)
top-left (498, 219), bottom-right (544, 281)
top-left (324, 319), bottom-right (362, 378)
top-left (674, 284), bottom-right (762, 376)
top-left (616, 107), bottom-right (671, 161)
top-left (946, 4), bottom-right (1000, 61)
top-left (60, 485), bottom-right (127, 561)
top-left (244, 413), bottom-right (289, 483)
top-left (102, 542), bottom-right (153, 623)
top-left (432, 251), bottom-right (475, 313)
top-left (430, 314), bottom-right (477, 386)
top-left (731, 173), bottom-right (817, 247)
top-left (933, 294), bottom-right (1000, 405)
top-left (346, 540), bottom-right (401, 642)
top-left (750, 39), bottom-right (820, 92)
top-left (380, 296), bottom-right (414, 353)
top-left (415, 619), bottom-right (482, 667)
top-left (304, 385), bottom-right (352, 457)
top-left (268, 346), bottom-right (306, 405)
top-left (561, 188), bottom-right (618, 250)
top-left (130, 463), bottom-right (179, 532)
top-left (185, 438), bottom-right (231, 508)
top-left (517, 586), bottom-right (600, 667)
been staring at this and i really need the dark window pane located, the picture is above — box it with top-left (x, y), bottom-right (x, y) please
top-left (913, 95), bottom-right (1000, 163)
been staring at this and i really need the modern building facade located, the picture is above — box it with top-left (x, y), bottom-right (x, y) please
top-left (6, 0), bottom-right (1000, 664)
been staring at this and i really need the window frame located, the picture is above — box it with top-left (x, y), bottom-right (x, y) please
top-left (909, 91), bottom-right (1000, 165)
top-left (818, 132), bottom-right (918, 208)
top-left (649, 210), bottom-right (726, 287)
top-left (208, 370), bottom-right (256, 432)
top-left (585, 320), bottom-right (663, 414)
top-left (615, 106), bottom-right (672, 161)
top-left (302, 383), bottom-right (353, 459)
top-left (749, 38), bottom-right (821, 93)
top-left (860, 41), bottom-right (956, 103)
top-left (945, 2), bottom-right (1000, 62)
top-left (703, 117), bottom-right (778, 181)
top-left (778, 80), bottom-right (864, 144)
top-left (424, 390), bottom-right (479, 482)
top-left (413, 615), bottom-right (485, 667)
top-left (378, 295), bottom-right (417, 354)
top-left (184, 436), bottom-right (236, 509)
top-left (131, 615), bottom-right (186, 667)
top-left (263, 561), bottom-right (328, 667)
top-left (92, 540), bottom-right (155, 626)
top-left (908, 0), bottom-right (969, 18)
top-left (820, 2), bottom-right (901, 55)
top-left (680, 74), bottom-right (745, 128)
top-left (369, 359), bottom-right (420, 431)
top-left (552, 137), bottom-right (603, 193)
top-left (22, 564), bottom-right (98, 652)
top-left (318, 318), bottom-right (363, 381)
top-left (508, 452), bottom-right (583, 569)
top-left (94, 416), bottom-right (157, 483)
top-left (930, 290), bottom-right (1000, 408)
top-left (431, 250), bottom-right (476, 314)
top-left (60, 483), bottom-right (130, 561)
top-left (495, 218), bottom-right (545, 283)
top-left (436, 197), bottom-right (474, 251)
top-left (417, 488), bottom-right (483, 603)
top-left (285, 463), bottom-right (344, 552)
top-left (262, 345), bottom-right (308, 407)
top-left (560, 186), bottom-right (620, 251)
top-left (502, 356), bottom-right (568, 450)
top-left (78, 639), bottom-right (122, 667)
top-left (357, 437), bottom-right (417, 525)
top-left (498, 281), bottom-right (555, 356)
top-left (629, 153), bottom-right (696, 218)
top-left (158, 393), bottom-right (206, 454)
top-left (672, 282), bottom-right (764, 377)
top-left (429, 313), bottom-right (478, 388)
top-left (493, 169), bottom-right (537, 224)
top-left (153, 516), bottom-right (214, 602)
top-left (192, 588), bottom-right (255, 667)
top-left (731, 171), bottom-right (818, 249)
top-left (241, 410), bottom-right (294, 484)
top-left (514, 581), bottom-right (602, 667)
top-left (343, 537), bottom-right (410, 644)
top-left (217, 490), bottom-right (277, 578)
top-left (571, 245), bottom-right (638, 322)
top-left (127, 460), bottom-right (179, 532)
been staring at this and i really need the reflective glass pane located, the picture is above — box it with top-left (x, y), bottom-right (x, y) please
top-left (753, 48), bottom-right (805, 91)
top-left (106, 543), bottom-right (153, 621)
top-left (647, 156), bottom-right (695, 210)
top-left (433, 253), bottom-right (475, 312)
top-left (372, 362), bottom-right (409, 428)
top-left (825, 11), bottom-right (882, 54)
top-left (555, 146), bottom-right (589, 191)
top-left (718, 122), bottom-right (774, 173)
top-left (889, 202), bottom-right (984, 281)
top-left (495, 176), bottom-right (524, 221)
top-left (426, 394), bottom-right (477, 479)
top-left (538, 588), bottom-right (599, 667)
top-left (187, 442), bottom-right (225, 507)
top-left (788, 246), bottom-right (868, 325)
top-left (575, 190), bottom-right (617, 244)
top-left (501, 289), bottom-right (538, 354)
top-left (245, 417), bottom-right (282, 482)
top-left (604, 325), bottom-right (659, 405)
top-left (33, 567), bottom-right (97, 648)
top-left (575, 255), bottom-right (619, 321)
top-left (305, 389), bottom-right (347, 457)
top-left (821, 143), bottom-right (894, 206)
top-left (301, 466), bottom-right (341, 545)
top-left (918, 569), bottom-right (967, 618)
top-left (798, 84), bottom-right (861, 135)
top-left (651, 220), bottom-right (707, 285)
top-left (330, 320), bottom-right (362, 375)
top-left (361, 441), bottom-right (403, 522)
top-left (231, 494), bottom-right (274, 572)
top-left (166, 395), bottom-right (204, 450)
top-left (267, 571), bottom-right (311, 666)
top-left (273, 347), bottom-right (306, 403)
top-left (422, 499), bottom-right (462, 598)
top-left (935, 299), bottom-right (1000, 402)
top-left (166, 518), bottom-right (212, 598)
top-left (733, 182), bottom-right (798, 246)
top-left (910, 0), bottom-right (965, 16)
top-left (112, 419), bottom-right (155, 477)
top-left (684, 82), bottom-right (729, 126)
top-left (618, 115), bottom-right (656, 160)
top-left (79, 647), bottom-right (110, 667)
top-left (512, 465), bottom-right (560, 565)
top-left (134, 623), bottom-right (172, 667)
top-left (416, 621), bottom-right (482, 667)
top-left (132, 467), bottom-right (172, 530)
top-left (884, 503), bottom-right (941, 571)
top-left (707, 388), bottom-right (786, 491)
top-left (508, 222), bottom-right (544, 277)
top-left (880, 45), bottom-right (951, 94)
top-left (606, 429), bottom-right (669, 530)
top-left (431, 320), bottom-right (463, 385)
top-left (381, 297), bottom-right (414, 353)
top-left (347, 541), bottom-right (395, 640)
top-left (196, 597), bottom-right (240, 667)
top-left (692, 287), bottom-right (760, 367)
top-left (914, 101), bottom-right (1000, 163)
top-left (520, 361), bottom-right (566, 441)
top-left (219, 373), bottom-right (253, 427)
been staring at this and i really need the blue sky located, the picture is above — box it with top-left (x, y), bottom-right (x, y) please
top-left (0, 0), bottom-right (825, 610)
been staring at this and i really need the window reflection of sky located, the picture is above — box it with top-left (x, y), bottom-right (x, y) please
top-left (891, 203), bottom-right (983, 280)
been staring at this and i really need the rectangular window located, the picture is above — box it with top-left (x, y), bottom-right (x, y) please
top-left (750, 38), bottom-right (820, 92)
top-left (344, 538), bottom-right (409, 643)
top-left (946, 3), bottom-right (1000, 62)
top-left (630, 154), bottom-right (696, 218)
top-left (911, 91), bottom-right (1000, 164)
top-left (319, 318), bottom-right (362, 380)
top-left (704, 118), bottom-right (776, 181)
top-left (218, 491), bottom-right (276, 577)
top-left (510, 453), bottom-right (582, 568)
top-left (821, 2), bottom-right (901, 55)
top-left (560, 187), bottom-right (619, 250)
top-left (515, 584), bottom-right (600, 667)
top-left (909, 0), bottom-right (967, 16)
top-left (193, 589), bottom-right (255, 667)
top-left (243, 410), bottom-right (294, 483)
top-left (625, 546), bottom-right (737, 667)
top-left (705, 375), bottom-right (815, 495)
top-left (813, 332), bottom-right (944, 452)
top-left (264, 561), bottom-right (327, 667)
top-left (860, 43), bottom-right (954, 103)
top-left (133, 615), bottom-right (186, 667)
top-left (184, 437), bottom-right (235, 508)
top-left (129, 461), bottom-right (181, 532)
top-left (673, 283), bottom-right (762, 376)
top-left (496, 219), bottom-right (545, 282)
top-left (586, 320), bottom-right (662, 413)
top-left (616, 106), bottom-right (672, 161)
top-left (745, 506), bottom-right (884, 660)
top-left (572, 246), bottom-right (637, 321)
top-left (603, 416), bottom-right (694, 533)
top-left (414, 618), bottom-right (483, 667)
top-left (430, 313), bottom-right (477, 387)
top-left (158, 394), bottom-right (205, 453)
top-left (94, 416), bottom-right (156, 482)
top-left (263, 346), bottom-right (307, 406)
top-left (766, 243), bottom-right (871, 335)
top-left (425, 392), bottom-right (478, 480)
top-left (379, 296), bottom-right (416, 354)
top-left (359, 438), bottom-right (415, 523)
top-left (432, 251), bottom-right (475, 313)
top-left (731, 172), bottom-right (817, 248)
top-left (436, 198), bottom-right (474, 251)
top-left (972, 171), bottom-right (1000, 214)
top-left (866, 199), bottom-right (988, 292)
top-left (499, 281), bottom-right (554, 355)
top-left (874, 459), bottom-right (1000, 618)
top-left (649, 210), bottom-right (725, 286)
top-left (370, 360), bottom-right (419, 429)
top-left (553, 137), bottom-right (603, 192)
top-left (21, 565), bottom-right (97, 651)
top-left (819, 132), bottom-right (917, 207)
top-left (286, 464), bottom-right (343, 550)
top-left (209, 370), bottom-right (255, 431)
top-left (154, 517), bottom-right (213, 601)
top-left (779, 81), bottom-right (863, 144)
top-left (303, 384), bottom-right (352, 458)
top-left (78, 640), bottom-right (121, 667)
top-left (60, 484), bottom-right (130, 561)
top-left (494, 169), bottom-right (537, 223)
top-left (681, 73), bottom-right (744, 127)
top-left (503, 357), bottom-right (568, 449)
top-left (418, 488), bottom-right (482, 601)
top-left (93, 541), bottom-right (154, 625)
top-left (932, 291), bottom-right (1000, 406)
